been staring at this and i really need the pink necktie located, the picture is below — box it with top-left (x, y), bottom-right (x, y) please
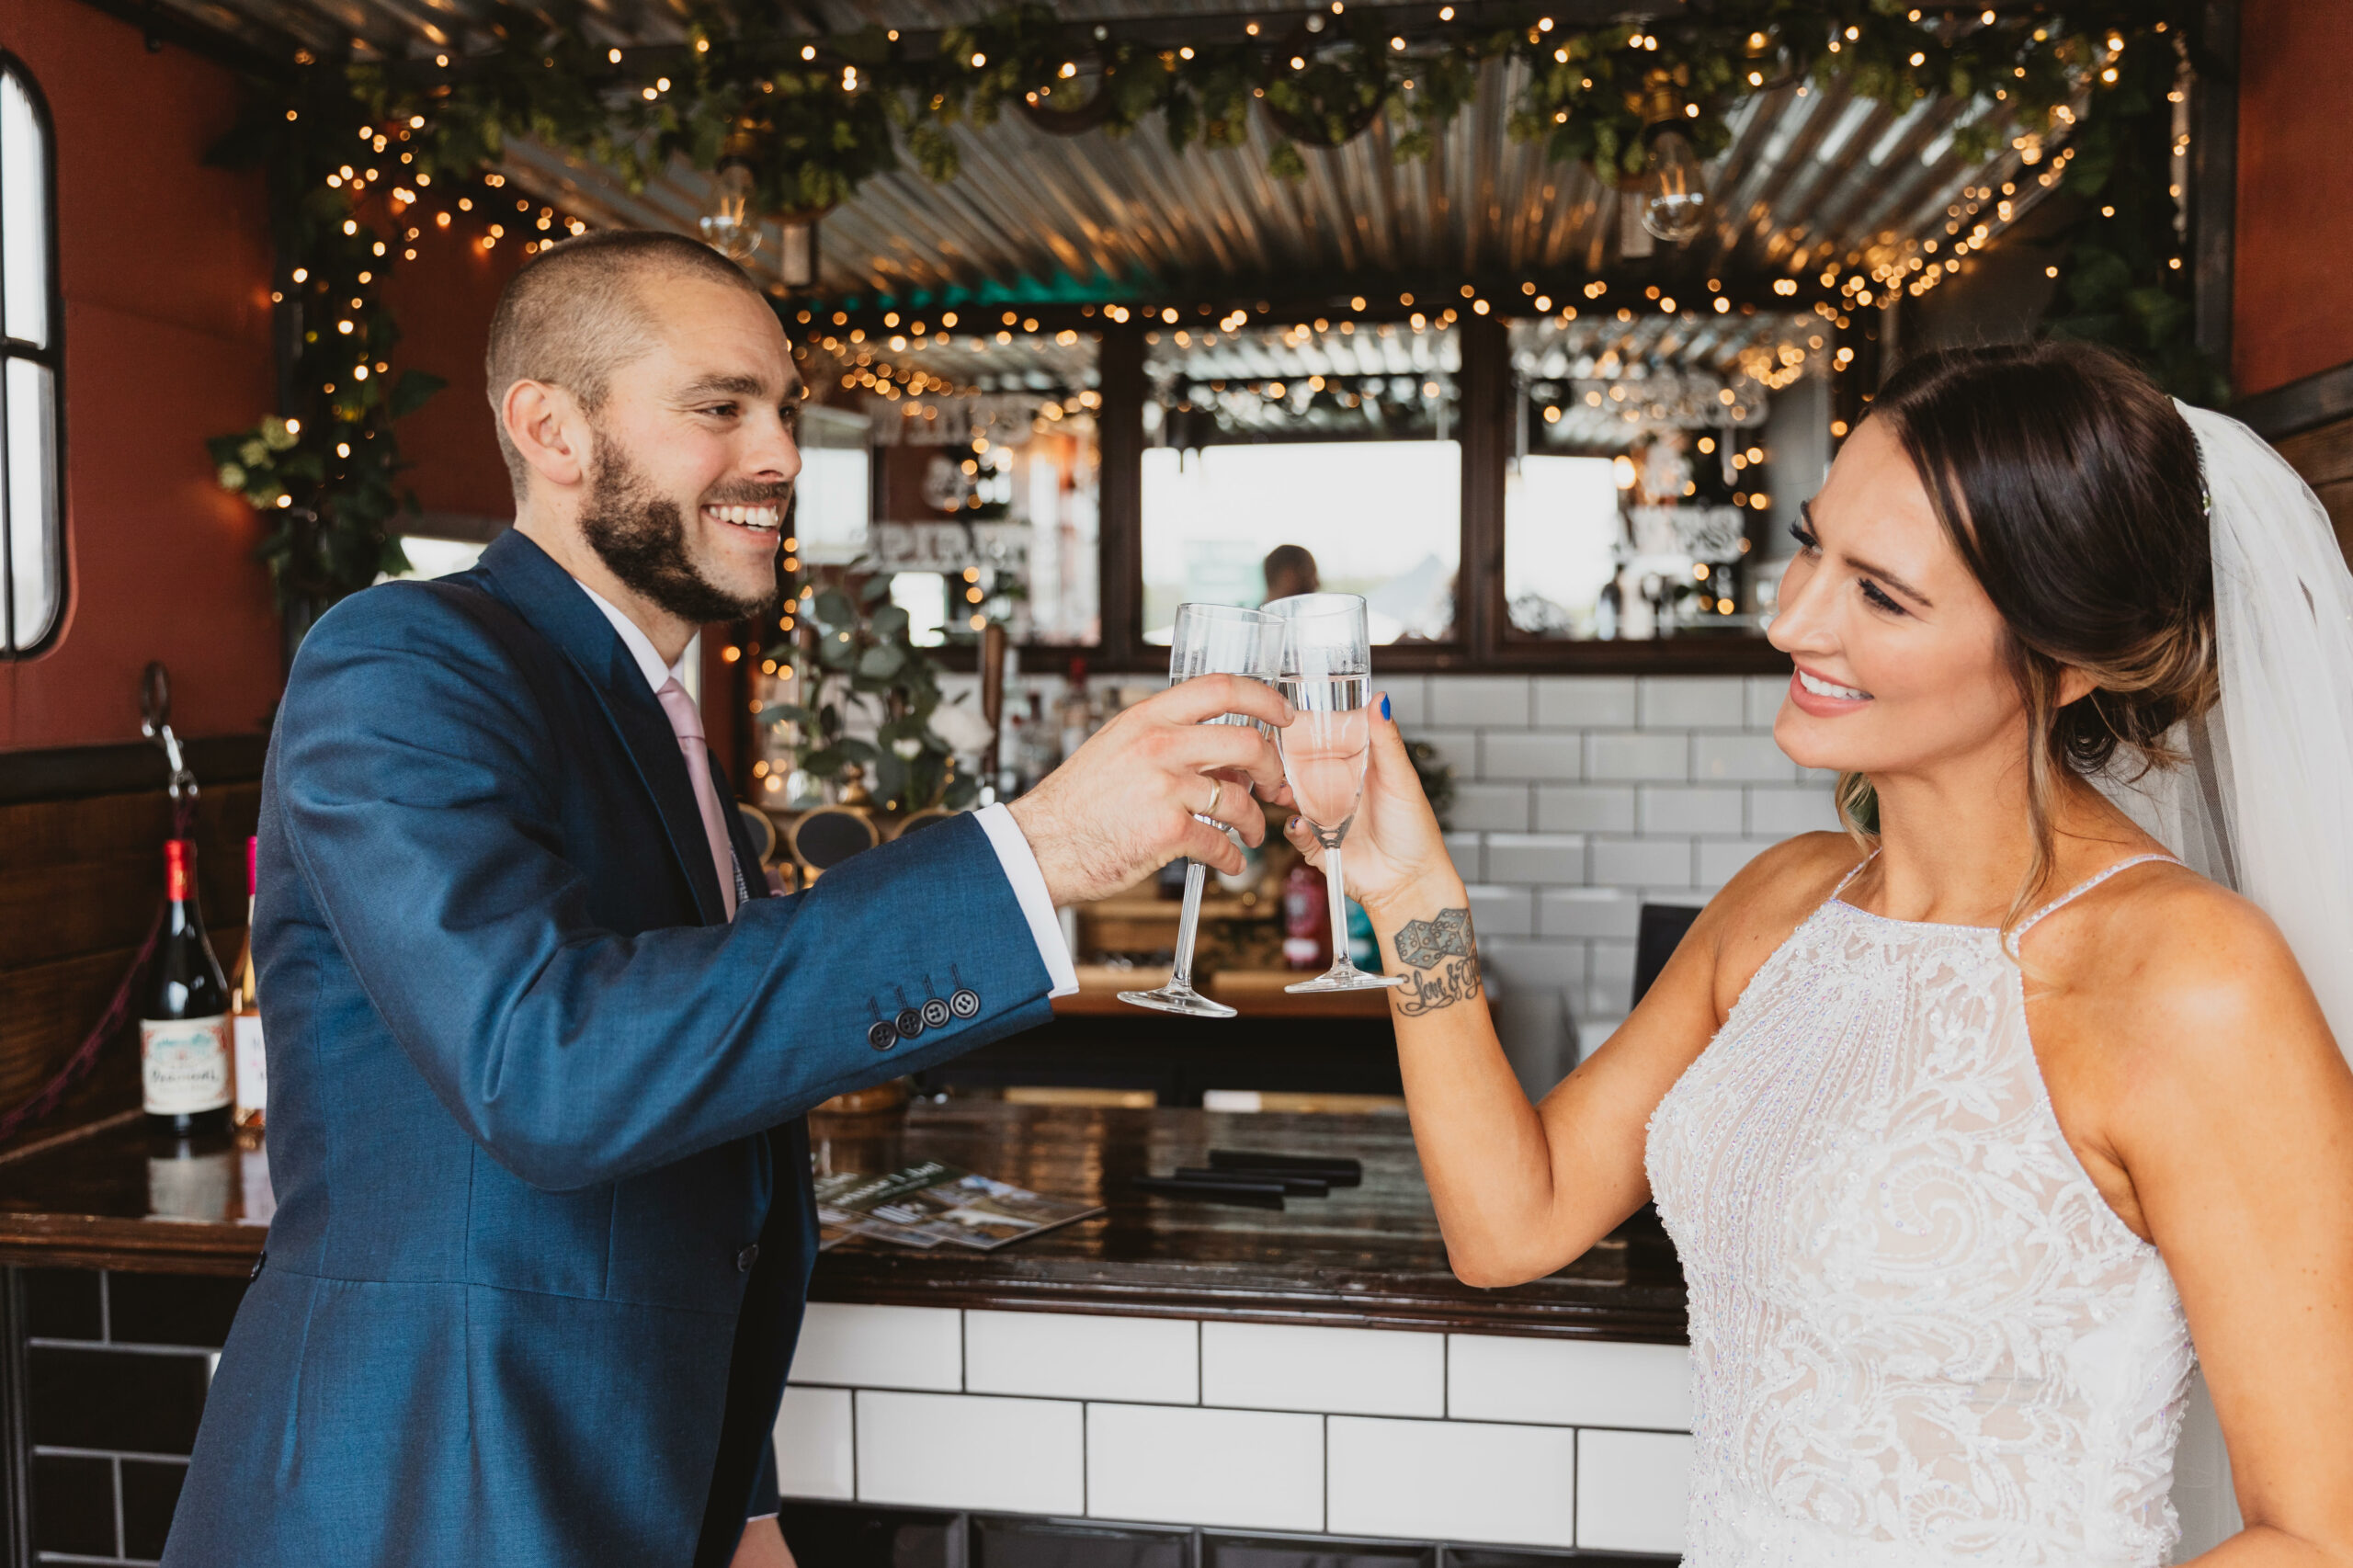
top-left (655, 677), bottom-right (738, 921)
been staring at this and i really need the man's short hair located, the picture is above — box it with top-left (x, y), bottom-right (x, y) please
top-left (483, 230), bottom-right (764, 498)
top-left (1264, 543), bottom-right (1319, 593)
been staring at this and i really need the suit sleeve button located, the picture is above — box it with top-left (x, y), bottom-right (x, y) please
top-left (867, 1019), bottom-right (898, 1051)
top-left (737, 1244), bottom-right (761, 1273)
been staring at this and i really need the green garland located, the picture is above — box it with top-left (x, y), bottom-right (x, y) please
top-left (206, 2), bottom-right (2211, 624)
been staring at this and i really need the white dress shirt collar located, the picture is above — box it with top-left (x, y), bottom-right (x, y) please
top-left (577, 581), bottom-right (689, 695)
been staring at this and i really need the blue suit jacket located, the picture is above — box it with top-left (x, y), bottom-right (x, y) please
top-left (165, 531), bottom-right (1054, 1566)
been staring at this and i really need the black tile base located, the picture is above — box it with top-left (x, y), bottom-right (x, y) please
top-left (21, 1269), bottom-right (101, 1342)
top-left (31, 1452), bottom-right (116, 1558)
top-left (776, 1505), bottom-right (1677, 1568)
top-left (108, 1273), bottom-right (246, 1349)
top-left (28, 1346), bottom-right (210, 1454)
top-left (120, 1459), bottom-right (188, 1560)
top-left (781, 1501), bottom-right (966, 1567)
top-left (980, 1517), bottom-right (1190, 1568)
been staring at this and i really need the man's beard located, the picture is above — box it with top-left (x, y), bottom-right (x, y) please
top-left (578, 438), bottom-right (784, 625)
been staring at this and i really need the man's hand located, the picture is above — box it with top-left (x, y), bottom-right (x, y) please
top-left (733, 1517), bottom-right (796, 1568)
top-left (1009, 674), bottom-right (1291, 907)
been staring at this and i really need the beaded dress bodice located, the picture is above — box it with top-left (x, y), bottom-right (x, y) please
top-left (1645, 857), bottom-right (2196, 1567)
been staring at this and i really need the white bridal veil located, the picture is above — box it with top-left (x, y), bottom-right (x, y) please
top-left (2102, 403), bottom-right (2353, 1553)
top-left (2101, 402), bottom-right (2353, 1051)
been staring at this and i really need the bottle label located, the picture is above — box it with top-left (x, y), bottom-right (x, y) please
top-left (233, 1013), bottom-right (267, 1119)
top-left (147, 1147), bottom-right (233, 1221)
top-left (142, 1016), bottom-right (232, 1114)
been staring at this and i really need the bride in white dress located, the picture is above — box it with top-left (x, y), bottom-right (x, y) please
top-left (1288, 342), bottom-right (2353, 1565)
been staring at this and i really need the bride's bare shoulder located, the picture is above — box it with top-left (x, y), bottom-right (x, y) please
top-left (2068, 865), bottom-right (2337, 1081)
top-left (1687, 832), bottom-right (1868, 989)
top-left (1708, 831), bottom-right (1868, 932)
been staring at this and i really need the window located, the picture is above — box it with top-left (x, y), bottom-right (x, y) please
top-left (797, 325), bottom-right (1099, 649)
top-left (1504, 313), bottom-right (1822, 642)
top-left (0, 58), bottom-right (59, 656)
top-left (1142, 319), bottom-right (1461, 643)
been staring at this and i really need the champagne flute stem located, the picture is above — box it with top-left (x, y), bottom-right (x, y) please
top-left (1324, 839), bottom-right (1351, 971)
top-left (1171, 860), bottom-right (1209, 989)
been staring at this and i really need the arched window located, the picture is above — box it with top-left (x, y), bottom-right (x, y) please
top-left (0, 56), bottom-right (59, 656)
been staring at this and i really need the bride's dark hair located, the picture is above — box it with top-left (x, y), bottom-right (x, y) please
top-left (1847, 341), bottom-right (2218, 928)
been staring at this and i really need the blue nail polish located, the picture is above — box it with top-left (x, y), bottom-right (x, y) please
top-left (1380, 692), bottom-right (1392, 722)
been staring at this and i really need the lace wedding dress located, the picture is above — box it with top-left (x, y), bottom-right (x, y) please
top-left (1646, 853), bottom-right (2197, 1567)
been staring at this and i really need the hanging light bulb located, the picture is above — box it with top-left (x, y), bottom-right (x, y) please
top-left (699, 162), bottom-right (762, 264)
top-left (1641, 126), bottom-right (1708, 244)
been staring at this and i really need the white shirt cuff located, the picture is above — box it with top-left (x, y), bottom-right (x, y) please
top-left (973, 801), bottom-right (1079, 998)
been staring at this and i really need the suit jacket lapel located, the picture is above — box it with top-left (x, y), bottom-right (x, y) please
top-left (471, 530), bottom-right (730, 926)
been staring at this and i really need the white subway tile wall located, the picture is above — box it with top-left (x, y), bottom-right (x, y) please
top-left (1199, 1322), bottom-right (1446, 1418)
top-left (854, 1390), bottom-right (1087, 1514)
top-left (1086, 1403), bottom-right (1326, 1531)
top-left (1445, 1335), bottom-right (1692, 1429)
top-left (965, 1309), bottom-right (1199, 1404)
top-left (793, 1302), bottom-right (963, 1391)
top-left (784, 1307), bottom-right (1692, 1555)
top-left (1576, 1429), bottom-right (1698, 1554)
top-left (1325, 1415), bottom-right (1579, 1549)
top-left (951, 669), bottom-right (1819, 1033)
top-left (1400, 673), bottom-right (1830, 1028)
top-left (772, 1386), bottom-right (856, 1500)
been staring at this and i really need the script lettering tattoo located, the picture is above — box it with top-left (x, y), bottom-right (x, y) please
top-left (1392, 907), bottom-right (1483, 1017)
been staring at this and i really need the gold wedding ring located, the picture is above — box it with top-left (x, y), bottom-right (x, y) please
top-left (1201, 778), bottom-right (1223, 824)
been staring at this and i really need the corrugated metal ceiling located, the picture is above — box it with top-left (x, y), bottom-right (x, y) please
top-left (500, 60), bottom-right (2033, 306)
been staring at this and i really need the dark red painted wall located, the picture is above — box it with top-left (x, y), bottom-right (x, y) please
top-left (2234, 0), bottom-right (2353, 397)
top-left (382, 216), bottom-right (525, 521)
top-left (0, 0), bottom-right (278, 750)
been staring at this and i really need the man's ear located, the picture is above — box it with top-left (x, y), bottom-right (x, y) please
top-left (503, 380), bottom-right (592, 492)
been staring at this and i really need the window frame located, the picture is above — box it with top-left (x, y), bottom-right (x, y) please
top-left (860, 291), bottom-right (1866, 676)
top-left (0, 50), bottom-right (64, 661)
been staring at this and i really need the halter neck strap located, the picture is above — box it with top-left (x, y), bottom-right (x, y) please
top-left (2013, 854), bottom-right (2183, 942)
top-left (1827, 849), bottom-right (1880, 905)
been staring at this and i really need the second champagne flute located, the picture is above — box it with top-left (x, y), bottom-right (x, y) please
top-left (1118, 603), bottom-right (1279, 1018)
top-left (1269, 594), bottom-right (1402, 993)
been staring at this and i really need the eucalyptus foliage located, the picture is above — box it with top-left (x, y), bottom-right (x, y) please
top-left (764, 571), bottom-right (980, 812)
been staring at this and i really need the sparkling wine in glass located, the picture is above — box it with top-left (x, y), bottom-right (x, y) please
top-left (1119, 602), bottom-right (1279, 1018)
top-left (1267, 594), bottom-right (1402, 993)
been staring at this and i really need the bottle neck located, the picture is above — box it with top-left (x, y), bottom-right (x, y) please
top-left (164, 840), bottom-right (205, 936)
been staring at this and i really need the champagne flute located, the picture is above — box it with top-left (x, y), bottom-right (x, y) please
top-left (1119, 602), bottom-right (1280, 1018)
top-left (1266, 594), bottom-right (1403, 993)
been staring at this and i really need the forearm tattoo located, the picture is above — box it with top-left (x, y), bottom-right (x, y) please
top-left (1391, 907), bottom-right (1483, 1017)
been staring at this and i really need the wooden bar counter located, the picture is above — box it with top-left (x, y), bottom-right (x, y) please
top-left (0, 1102), bottom-right (1697, 1556)
top-left (0, 1101), bottom-right (1685, 1341)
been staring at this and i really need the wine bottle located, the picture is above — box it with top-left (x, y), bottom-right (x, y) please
top-left (1281, 858), bottom-right (1332, 971)
top-left (142, 838), bottom-right (233, 1139)
top-left (230, 835), bottom-right (266, 1140)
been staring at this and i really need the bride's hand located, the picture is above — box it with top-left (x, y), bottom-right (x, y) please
top-left (1282, 692), bottom-right (1463, 920)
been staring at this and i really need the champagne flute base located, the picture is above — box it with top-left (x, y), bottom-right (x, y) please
top-left (1283, 961), bottom-right (1404, 994)
top-left (1119, 983), bottom-right (1239, 1018)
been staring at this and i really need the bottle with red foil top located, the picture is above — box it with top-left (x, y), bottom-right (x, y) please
top-left (230, 835), bottom-right (266, 1139)
top-left (1281, 858), bottom-right (1333, 971)
top-left (142, 839), bottom-right (233, 1139)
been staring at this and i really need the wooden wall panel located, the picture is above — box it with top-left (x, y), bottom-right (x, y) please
top-left (0, 783), bottom-right (258, 1149)
top-left (2275, 415), bottom-right (2353, 566)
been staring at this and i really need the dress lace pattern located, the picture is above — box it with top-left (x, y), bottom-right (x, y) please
top-left (1645, 857), bottom-right (2196, 1567)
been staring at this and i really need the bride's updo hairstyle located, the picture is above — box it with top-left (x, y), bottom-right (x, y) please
top-left (1854, 341), bottom-right (2218, 924)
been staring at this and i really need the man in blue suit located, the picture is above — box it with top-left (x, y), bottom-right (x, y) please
top-left (165, 231), bottom-right (1286, 1568)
